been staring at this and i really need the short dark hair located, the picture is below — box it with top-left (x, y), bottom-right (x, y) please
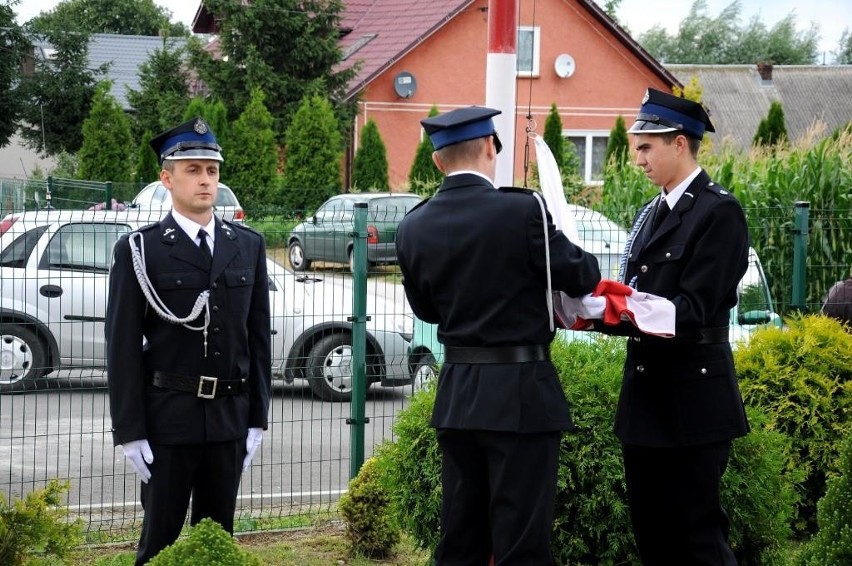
top-left (435, 136), bottom-right (488, 168)
top-left (658, 131), bottom-right (701, 157)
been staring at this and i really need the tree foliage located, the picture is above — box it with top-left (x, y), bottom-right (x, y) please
top-left (408, 105), bottom-right (441, 197)
top-left (836, 28), bottom-right (852, 64)
top-left (182, 97), bottom-right (229, 143)
top-left (0, 3), bottom-right (29, 148)
top-left (17, 25), bottom-right (103, 155)
top-left (189, 0), bottom-right (357, 145)
top-left (225, 88), bottom-right (279, 211)
top-left (126, 39), bottom-right (191, 140)
top-left (27, 0), bottom-right (188, 37)
top-left (281, 93), bottom-right (342, 213)
top-left (753, 101), bottom-right (788, 147)
top-left (543, 103), bottom-right (565, 173)
top-left (638, 0), bottom-right (819, 64)
top-left (134, 130), bottom-right (160, 184)
top-left (77, 82), bottom-right (133, 182)
top-left (604, 115), bottom-right (629, 171)
top-left (352, 119), bottom-right (389, 192)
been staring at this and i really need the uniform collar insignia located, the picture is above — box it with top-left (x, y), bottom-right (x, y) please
top-left (163, 227), bottom-right (175, 236)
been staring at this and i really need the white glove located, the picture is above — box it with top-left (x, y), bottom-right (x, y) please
top-left (121, 439), bottom-right (153, 484)
top-left (243, 428), bottom-right (263, 471)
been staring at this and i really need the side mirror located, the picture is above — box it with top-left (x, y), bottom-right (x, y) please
top-left (738, 310), bottom-right (772, 325)
top-left (311, 216), bottom-right (318, 225)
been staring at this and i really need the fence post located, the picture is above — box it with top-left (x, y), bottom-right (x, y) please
top-left (45, 176), bottom-right (54, 209)
top-left (348, 202), bottom-right (369, 479)
top-left (105, 181), bottom-right (112, 207)
top-left (791, 201), bottom-right (810, 312)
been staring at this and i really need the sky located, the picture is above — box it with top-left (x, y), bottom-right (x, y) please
top-left (12, 0), bottom-right (852, 61)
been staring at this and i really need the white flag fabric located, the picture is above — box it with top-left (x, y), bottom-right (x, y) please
top-left (534, 135), bottom-right (580, 243)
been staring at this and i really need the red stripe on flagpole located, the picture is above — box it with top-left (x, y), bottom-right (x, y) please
top-left (488, 0), bottom-right (517, 54)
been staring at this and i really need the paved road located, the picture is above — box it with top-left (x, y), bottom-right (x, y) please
top-left (0, 370), bottom-right (415, 534)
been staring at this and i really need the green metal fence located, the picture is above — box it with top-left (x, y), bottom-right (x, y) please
top-left (0, 195), bottom-right (849, 544)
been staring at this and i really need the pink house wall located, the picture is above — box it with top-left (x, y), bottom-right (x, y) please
top-left (354, 0), bottom-right (670, 187)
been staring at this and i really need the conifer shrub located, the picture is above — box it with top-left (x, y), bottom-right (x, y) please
top-left (408, 106), bottom-right (441, 197)
top-left (374, 337), bottom-right (798, 562)
top-left (735, 315), bottom-right (852, 534)
top-left (148, 517), bottom-right (260, 565)
top-left (0, 479), bottom-right (82, 565)
top-left (339, 457), bottom-right (400, 558)
top-left (796, 434), bottom-right (852, 565)
top-left (352, 118), bottom-right (390, 192)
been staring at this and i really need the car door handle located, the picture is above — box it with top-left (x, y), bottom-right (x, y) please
top-left (40, 284), bottom-right (63, 298)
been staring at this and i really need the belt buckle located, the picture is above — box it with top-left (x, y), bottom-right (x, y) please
top-left (197, 375), bottom-right (218, 399)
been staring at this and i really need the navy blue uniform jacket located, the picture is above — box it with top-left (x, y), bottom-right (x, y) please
top-left (395, 174), bottom-right (601, 433)
top-left (106, 213), bottom-right (271, 446)
top-left (612, 170), bottom-right (750, 447)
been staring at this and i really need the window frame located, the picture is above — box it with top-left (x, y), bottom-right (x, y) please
top-left (516, 26), bottom-right (541, 78)
top-left (565, 130), bottom-right (611, 185)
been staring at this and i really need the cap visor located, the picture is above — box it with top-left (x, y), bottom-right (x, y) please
top-left (165, 149), bottom-right (224, 162)
top-left (627, 120), bottom-right (679, 134)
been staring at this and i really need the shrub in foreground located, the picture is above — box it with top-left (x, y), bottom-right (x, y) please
top-left (339, 457), bottom-right (399, 558)
top-left (148, 517), bottom-right (260, 565)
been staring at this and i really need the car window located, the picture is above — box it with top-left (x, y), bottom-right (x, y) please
top-left (0, 226), bottom-right (49, 268)
top-left (133, 185), bottom-right (156, 204)
top-left (368, 197), bottom-right (422, 221)
top-left (40, 223), bottom-right (132, 272)
top-left (738, 258), bottom-right (772, 314)
top-left (215, 186), bottom-right (239, 206)
top-left (151, 184), bottom-right (168, 204)
top-left (316, 200), bottom-right (353, 222)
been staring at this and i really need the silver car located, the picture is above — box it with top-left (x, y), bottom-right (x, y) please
top-left (0, 210), bottom-right (412, 400)
top-left (129, 181), bottom-right (245, 223)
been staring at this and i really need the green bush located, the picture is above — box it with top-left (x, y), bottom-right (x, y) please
top-left (0, 479), bottom-right (83, 566)
top-left (148, 517), bottom-right (260, 565)
top-left (339, 457), bottom-right (400, 558)
top-left (352, 118), bottom-right (390, 192)
top-left (735, 315), bottom-right (852, 534)
top-left (376, 337), bottom-right (798, 563)
top-left (408, 106), bottom-right (441, 197)
top-left (796, 434), bottom-right (852, 565)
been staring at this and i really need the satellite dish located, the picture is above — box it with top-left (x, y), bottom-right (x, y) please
top-left (554, 54), bottom-right (576, 78)
top-left (393, 71), bottom-right (417, 98)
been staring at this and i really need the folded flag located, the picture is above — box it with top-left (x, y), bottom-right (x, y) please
top-left (569, 279), bottom-right (675, 337)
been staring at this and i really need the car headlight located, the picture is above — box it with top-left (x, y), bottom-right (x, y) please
top-left (397, 314), bottom-right (414, 342)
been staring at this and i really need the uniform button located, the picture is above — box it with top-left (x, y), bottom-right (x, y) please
top-left (240, 276), bottom-right (246, 283)
top-left (212, 282), bottom-right (218, 289)
top-left (632, 336), bottom-right (641, 342)
top-left (213, 351), bottom-right (221, 358)
top-left (212, 305), bottom-right (219, 312)
top-left (640, 265), bottom-right (648, 273)
top-left (176, 279), bottom-right (182, 286)
top-left (213, 327), bottom-right (220, 333)
top-left (636, 365), bottom-right (645, 372)
top-left (665, 252), bottom-right (671, 258)
top-left (701, 368), bottom-right (707, 374)
top-left (628, 253), bottom-right (633, 259)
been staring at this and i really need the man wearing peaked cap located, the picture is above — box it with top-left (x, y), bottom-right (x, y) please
top-left (106, 117), bottom-right (271, 564)
top-left (396, 106), bottom-right (601, 564)
top-left (591, 88), bottom-right (749, 564)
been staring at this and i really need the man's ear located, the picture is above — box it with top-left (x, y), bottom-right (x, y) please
top-left (159, 168), bottom-right (172, 189)
top-left (431, 151), bottom-right (446, 174)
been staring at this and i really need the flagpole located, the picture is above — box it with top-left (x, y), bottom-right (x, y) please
top-left (485, 0), bottom-right (518, 187)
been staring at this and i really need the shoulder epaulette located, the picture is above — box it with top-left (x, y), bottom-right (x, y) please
top-left (704, 181), bottom-right (734, 199)
top-left (227, 220), bottom-right (261, 235)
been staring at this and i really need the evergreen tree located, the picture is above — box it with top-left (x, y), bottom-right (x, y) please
top-left (134, 130), bottom-right (160, 184)
top-left (27, 0), bottom-right (188, 37)
top-left (352, 119), bottom-right (389, 192)
top-left (408, 106), bottom-right (441, 197)
top-left (225, 88), bottom-right (278, 212)
top-left (836, 28), bottom-right (852, 64)
top-left (281, 93), bottom-right (342, 213)
top-left (77, 82), bottom-right (133, 183)
top-left (127, 39), bottom-right (190, 139)
top-left (605, 115), bottom-right (629, 171)
top-left (753, 101), bottom-right (788, 147)
top-left (0, 4), bottom-right (29, 148)
top-left (543, 103), bottom-right (565, 173)
top-left (182, 97), bottom-right (229, 142)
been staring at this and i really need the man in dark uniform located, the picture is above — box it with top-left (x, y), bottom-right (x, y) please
top-left (822, 273), bottom-right (852, 327)
top-left (602, 89), bottom-right (750, 564)
top-left (105, 117), bottom-right (271, 565)
top-left (395, 106), bottom-right (601, 565)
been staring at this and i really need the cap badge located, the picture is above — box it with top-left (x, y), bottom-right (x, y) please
top-left (642, 89), bottom-right (650, 105)
top-left (193, 118), bottom-right (208, 135)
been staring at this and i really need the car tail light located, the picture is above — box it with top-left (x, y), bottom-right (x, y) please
top-left (0, 216), bottom-right (18, 236)
top-left (233, 209), bottom-right (245, 222)
top-left (367, 225), bottom-right (379, 244)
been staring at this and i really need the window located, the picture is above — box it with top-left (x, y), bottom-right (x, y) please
top-left (517, 26), bottom-right (541, 77)
top-left (566, 132), bottom-right (610, 184)
top-left (41, 223), bottom-right (132, 272)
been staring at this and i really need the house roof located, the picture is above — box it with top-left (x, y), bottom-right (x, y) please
top-left (667, 64), bottom-right (852, 149)
top-left (33, 34), bottom-right (187, 110)
top-left (192, 0), bottom-right (679, 100)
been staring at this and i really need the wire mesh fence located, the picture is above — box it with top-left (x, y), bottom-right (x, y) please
top-left (0, 190), bottom-right (850, 543)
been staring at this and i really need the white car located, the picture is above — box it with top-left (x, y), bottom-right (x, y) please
top-left (128, 181), bottom-right (245, 223)
top-left (0, 209), bottom-right (412, 400)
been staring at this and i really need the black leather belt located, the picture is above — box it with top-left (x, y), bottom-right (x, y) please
top-left (696, 326), bottom-right (730, 344)
top-left (149, 370), bottom-right (245, 399)
top-left (444, 345), bottom-right (549, 364)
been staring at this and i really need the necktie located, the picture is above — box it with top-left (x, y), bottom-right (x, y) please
top-left (652, 198), bottom-right (670, 231)
top-left (198, 229), bottom-right (212, 265)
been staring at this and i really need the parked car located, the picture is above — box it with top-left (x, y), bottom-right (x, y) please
top-left (129, 181), bottom-right (245, 223)
top-left (287, 193), bottom-right (423, 272)
top-left (405, 207), bottom-right (781, 387)
top-left (0, 209), bottom-right (412, 400)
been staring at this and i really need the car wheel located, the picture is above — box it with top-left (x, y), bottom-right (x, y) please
top-left (306, 334), bottom-right (355, 402)
top-left (288, 240), bottom-right (311, 272)
top-left (0, 324), bottom-right (48, 392)
top-left (411, 353), bottom-right (437, 392)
